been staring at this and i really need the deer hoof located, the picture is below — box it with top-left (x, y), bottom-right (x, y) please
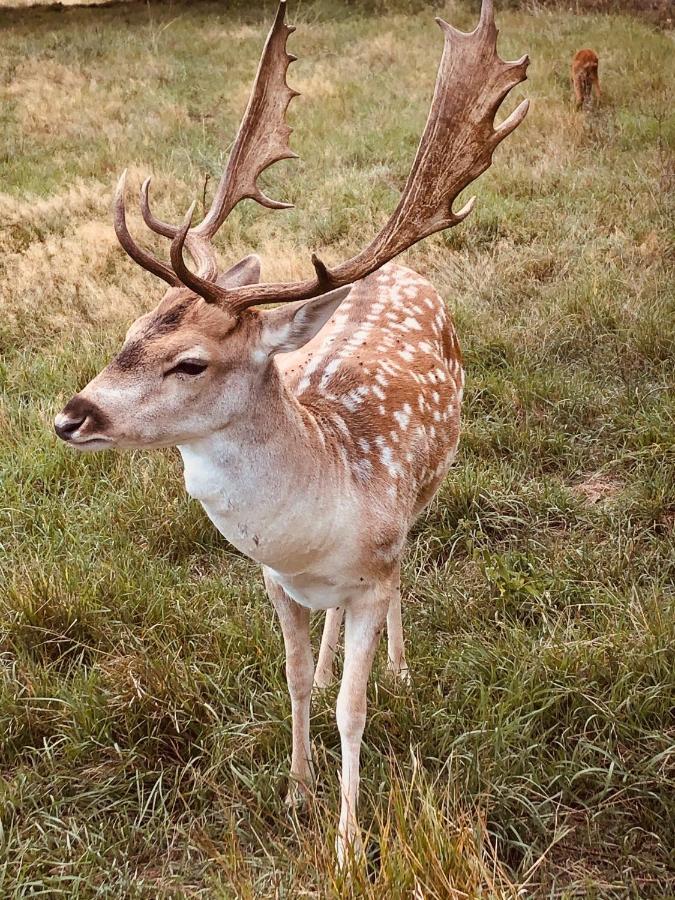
top-left (284, 779), bottom-right (312, 812)
top-left (387, 659), bottom-right (411, 685)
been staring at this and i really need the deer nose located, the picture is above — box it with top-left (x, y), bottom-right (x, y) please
top-left (54, 410), bottom-right (88, 440)
top-left (54, 394), bottom-right (108, 442)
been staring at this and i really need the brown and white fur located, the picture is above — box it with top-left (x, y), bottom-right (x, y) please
top-left (572, 49), bottom-right (601, 110)
top-left (55, 257), bottom-right (462, 861)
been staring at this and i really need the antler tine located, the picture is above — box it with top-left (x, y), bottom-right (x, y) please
top-left (113, 170), bottom-right (179, 287)
top-left (169, 202), bottom-right (225, 304)
top-left (479, 0), bottom-right (496, 32)
top-left (492, 95), bottom-right (530, 144)
top-left (140, 177), bottom-right (173, 239)
top-left (140, 177), bottom-right (220, 282)
top-left (209, 0), bottom-right (529, 312)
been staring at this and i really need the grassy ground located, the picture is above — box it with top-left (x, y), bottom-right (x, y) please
top-left (1, 0), bottom-right (673, 896)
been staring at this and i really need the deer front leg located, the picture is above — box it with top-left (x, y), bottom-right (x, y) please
top-left (314, 606), bottom-right (344, 689)
top-left (263, 570), bottom-right (314, 807)
top-left (335, 583), bottom-right (389, 866)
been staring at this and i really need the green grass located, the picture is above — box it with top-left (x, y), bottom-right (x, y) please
top-left (1, 1), bottom-right (674, 896)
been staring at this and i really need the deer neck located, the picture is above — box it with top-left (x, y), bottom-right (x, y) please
top-left (177, 362), bottom-right (344, 569)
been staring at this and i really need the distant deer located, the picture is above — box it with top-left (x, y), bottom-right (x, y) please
top-left (55, 0), bottom-right (528, 864)
top-left (572, 48), bottom-right (600, 109)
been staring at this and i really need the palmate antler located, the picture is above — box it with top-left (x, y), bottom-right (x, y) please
top-left (114, 0), bottom-right (298, 289)
top-left (115, 0), bottom-right (529, 309)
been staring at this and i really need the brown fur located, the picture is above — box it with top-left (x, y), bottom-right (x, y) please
top-left (277, 264), bottom-right (464, 532)
top-left (571, 49), bottom-right (601, 109)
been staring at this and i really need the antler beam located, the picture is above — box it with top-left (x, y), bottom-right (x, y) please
top-left (113, 170), bottom-right (179, 287)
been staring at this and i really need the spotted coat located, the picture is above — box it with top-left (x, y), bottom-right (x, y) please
top-left (278, 263), bottom-right (464, 522)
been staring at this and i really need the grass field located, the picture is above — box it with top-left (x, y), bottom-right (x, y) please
top-left (1, 0), bottom-right (673, 896)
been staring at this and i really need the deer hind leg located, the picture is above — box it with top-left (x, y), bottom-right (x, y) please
top-left (314, 606), bottom-right (344, 689)
top-left (583, 74), bottom-right (593, 108)
top-left (315, 575), bottom-right (409, 689)
top-left (335, 579), bottom-right (390, 866)
top-left (591, 68), bottom-right (601, 102)
top-left (572, 74), bottom-right (583, 109)
top-left (263, 570), bottom-right (315, 807)
top-left (386, 563), bottom-right (409, 683)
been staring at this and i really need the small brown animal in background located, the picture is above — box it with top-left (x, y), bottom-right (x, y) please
top-left (572, 49), bottom-right (601, 109)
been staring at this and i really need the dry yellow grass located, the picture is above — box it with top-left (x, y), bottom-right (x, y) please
top-left (1, 0), bottom-right (115, 6)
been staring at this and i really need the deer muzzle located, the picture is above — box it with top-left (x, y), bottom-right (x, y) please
top-left (54, 394), bottom-right (113, 450)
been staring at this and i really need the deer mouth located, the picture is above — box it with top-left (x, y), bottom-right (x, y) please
top-left (67, 436), bottom-right (114, 452)
top-left (53, 420), bottom-right (114, 451)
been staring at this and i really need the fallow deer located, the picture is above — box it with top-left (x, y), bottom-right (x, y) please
top-left (572, 48), bottom-right (601, 109)
top-left (54, 0), bottom-right (528, 863)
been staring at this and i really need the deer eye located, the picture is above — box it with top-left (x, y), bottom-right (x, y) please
top-left (165, 359), bottom-right (208, 378)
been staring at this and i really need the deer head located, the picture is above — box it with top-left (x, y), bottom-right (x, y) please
top-left (54, 258), bottom-right (351, 450)
top-left (55, 0), bottom-right (528, 451)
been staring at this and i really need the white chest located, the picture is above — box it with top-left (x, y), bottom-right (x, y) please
top-left (177, 441), bottom-right (361, 581)
top-left (179, 447), bottom-right (284, 562)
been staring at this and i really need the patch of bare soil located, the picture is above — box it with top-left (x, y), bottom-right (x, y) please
top-left (570, 474), bottom-right (623, 505)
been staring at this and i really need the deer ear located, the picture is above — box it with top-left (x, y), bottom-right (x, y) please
top-left (259, 285), bottom-right (352, 356)
top-left (216, 254), bottom-right (261, 288)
